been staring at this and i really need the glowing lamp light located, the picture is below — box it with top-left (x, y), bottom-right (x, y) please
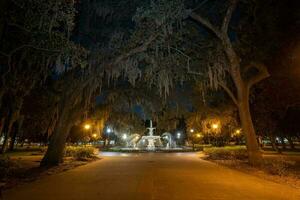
top-left (92, 133), bottom-right (97, 138)
top-left (196, 134), bottom-right (201, 138)
top-left (212, 124), bottom-right (219, 129)
top-left (190, 129), bottom-right (194, 133)
top-left (236, 129), bottom-right (241, 134)
top-left (122, 134), bottom-right (127, 140)
top-left (107, 128), bottom-right (112, 133)
top-left (84, 124), bottom-right (91, 130)
top-left (177, 132), bottom-right (181, 139)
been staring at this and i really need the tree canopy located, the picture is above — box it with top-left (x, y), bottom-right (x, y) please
top-left (0, 0), bottom-right (299, 165)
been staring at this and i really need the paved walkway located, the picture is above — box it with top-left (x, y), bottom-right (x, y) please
top-left (3, 152), bottom-right (300, 200)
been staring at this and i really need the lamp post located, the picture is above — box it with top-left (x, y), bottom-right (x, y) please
top-left (83, 123), bottom-right (92, 146)
top-left (106, 127), bottom-right (112, 146)
top-left (122, 134), bottom-right (128, 147)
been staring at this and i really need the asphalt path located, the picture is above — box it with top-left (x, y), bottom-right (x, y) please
top-left (3, 152), bottom-right (300, 200)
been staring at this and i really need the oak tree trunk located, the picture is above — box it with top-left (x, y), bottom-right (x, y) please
top-left (0, 113), bottom-right (14, 153)
top-left (237, 91), bottom-right (262, 164)
top-left (270, 135), bottom-right (279, 152)
top-left (9, 117), bottom-right (23, 151)
top-left (41, 104), bottom-right (72, 166)
top-left (224, 41), bottom-right (263, 164)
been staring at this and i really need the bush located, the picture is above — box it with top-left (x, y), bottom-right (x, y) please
top-left (64, 146), bottom-right (97, 160)
top-left (0, 156), bottom-right (19, 180)
top-left (204, 146), bottom-right (248, 160)
top-left (263, 157), bottom-right (296, 176)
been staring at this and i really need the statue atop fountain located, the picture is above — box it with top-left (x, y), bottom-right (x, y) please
top-left (146, 120), bottom-right (156, 150)
top-left (137, 120), bottom-right (162, 150)
top-left (147, 120), bottom-right (155, 136)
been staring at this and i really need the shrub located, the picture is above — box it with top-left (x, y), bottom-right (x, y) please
top-left (0, 156), bottom-right (19, 180)
top-left (64, 146), bottom-right (97, 160)
top-left (204, 146), bottom-right (248, 160)
top-left (263, 157), bottom-right (296, 176)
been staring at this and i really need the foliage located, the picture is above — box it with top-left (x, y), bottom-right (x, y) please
top-left (1, 0), bottom-right (298, 165)
top-left (204, 146), bottom-right (248, 160)
top-left (0, 156), bottom-right (20, 180)
top-left (187, 97), bottom-right (239, 146)
top-left (64, 146), bottom-right (97, 161)
top-left (263, 157), bottom-right (296, 176)
top-left (105, 0), bottom-right (190, 97)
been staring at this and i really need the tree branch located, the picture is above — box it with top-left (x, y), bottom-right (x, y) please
top-left (221, 0), bottom-right (238, 33)
top-left (7, 22), bottom-right (33, 33)
top-left (9, 44), bottom-right (60, 55)
top-left (219, 81), bottom-right (238, 106)
top-left (113, 34), bottom-right (158, 66)
top-left (191, 0), bottom-right (210, 12)
top-left (247, 62), bottom-right (270, 89)
top-left (188, 12), bottom-right (223, 40)
top-left (189, 0), bottom-right (238, 40)
top-left (187, 67), bottom-right (204, 76)
top-left (0, 51), bottom-right (9, 57)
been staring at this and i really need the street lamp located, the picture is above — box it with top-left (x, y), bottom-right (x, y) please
top-left (177, 132), bottom-right (181, 139)
top-left (106, 127), bottom-right (112, 133)
top-left (84, 124), bottom-right (91, 130)
top-left (212, 123), bottom-right (219, 130)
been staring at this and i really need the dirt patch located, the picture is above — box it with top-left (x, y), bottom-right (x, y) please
top-left (1, 155), bottom-right (100, 190)
top-left (202, 154), bottom-right (300, 189)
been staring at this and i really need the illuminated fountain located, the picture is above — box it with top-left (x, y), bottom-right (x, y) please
top-left (137, 120), bottom-right (162, 150)
top-left (127, 134), bottom-right (140, 148)
top-left (113, 120), bottom-right (187, 151)
top-left (161, 132), bottom-right (177, 149)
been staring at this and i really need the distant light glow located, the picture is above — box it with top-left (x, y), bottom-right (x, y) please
top-left (122, 134), bottom-right (127, 140)
top-left (84, 124), bottom-right (91, 130)
top-left (107, 128), bottom-right (112, 133)
top-left (92, 133), bottom-right (97, 138)
top-left (190, 129), bottom-right (194, 133)
top-left (212, 124), bottom-right (219, 129)
top-left (196, 134), bottom-right (201, 138)
top-left (177, 132), bottom-right (181, 139)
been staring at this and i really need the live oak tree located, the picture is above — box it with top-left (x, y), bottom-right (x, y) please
top-left (41, 0), bottom-right (166, 165)
top-left (41, 69), bottom-right (97, 165)
top-left (186, 0), bottom-right (269, 163)
top-left (0, 0), bottom-right (83, 153)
